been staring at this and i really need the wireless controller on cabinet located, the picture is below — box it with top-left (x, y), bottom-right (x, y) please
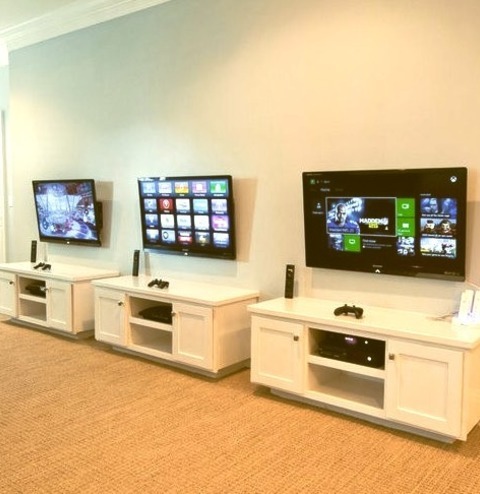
top-left (334, 304), bottom-right (364, 319)
top-left (33, 262), bottom-right (51, 271)
top-left (147, 278), bottom-right (170, 289)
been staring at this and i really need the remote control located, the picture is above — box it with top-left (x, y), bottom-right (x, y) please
top-left (132, 250), bottom-right (140, 277)
top-left (284, 264), bottom-right (295, 299)
top-left (30, 240), bottom-right (37, 263)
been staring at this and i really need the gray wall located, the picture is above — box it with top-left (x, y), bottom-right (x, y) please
top-left (6, 0), bottom-right (480, 312)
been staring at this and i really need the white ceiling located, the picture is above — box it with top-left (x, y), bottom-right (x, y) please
top-left (0, 1), bottom-right (83, 32)
top-left (0, 0), bottom-right (171, 51)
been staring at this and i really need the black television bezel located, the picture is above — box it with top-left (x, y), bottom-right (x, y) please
top-left (137, 174), bottom-right (237, 260)
top-left (302, 167), bottom-right (467, 281)
top-left (32, 178), bottom-right (102, 247)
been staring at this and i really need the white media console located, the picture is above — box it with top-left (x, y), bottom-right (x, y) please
top-left (0, 261), bottom-right (119, 337)
top-left (92, 275), bottom-right (259, 377)
top-left (248, 297), bottom-right (480, 442)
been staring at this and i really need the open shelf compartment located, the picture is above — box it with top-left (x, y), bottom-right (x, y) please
top-left (308, 327), bottom-right (386, 370)
top-left (129, 322), bottom-right (173, 356)
top-left (128, 296), bottom-right (173, 325)
top-left (307, 363), bottom-right (384, 410)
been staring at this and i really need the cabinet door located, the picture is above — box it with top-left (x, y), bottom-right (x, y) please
top-left (0, 272), bottom-right (17, 316)
top-left (385, 339), bottom-right (463, 437)
top-left (173, 303), bottom-right (213, 369)
top-left (94, 288), bottom-right (126, 346)
top-left (251, 316), bottom-right (304, 392)
top-left (46, 280), bottom-right (72, 332)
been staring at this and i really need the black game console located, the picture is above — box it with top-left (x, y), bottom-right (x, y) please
top-left (138, 302), bottom-right (173, 325)
top-left (317, 330), bottom-right (385, 368)
top-left (25, 283), bottom-right (47, 298)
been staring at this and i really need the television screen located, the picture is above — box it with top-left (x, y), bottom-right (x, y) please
top-left (137, 175), bottom-right (236, 259)
top-left (32, 179), bottom-right (102, 246)
top-left (302, 167), bottom-right (467, 280)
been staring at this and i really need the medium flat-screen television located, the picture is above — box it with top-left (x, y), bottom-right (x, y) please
top-left (302, 167), bottom-right (467, 281)
top-left (137, 175), bottom-right (236, 259)
top-left (32, 179), bottom-right (102, 246)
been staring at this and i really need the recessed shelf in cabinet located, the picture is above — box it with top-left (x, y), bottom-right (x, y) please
top-left (307, 354), bottom-right (385, 379)
top-left (128, 296), bottom-right (172, 318)
top-left (129, 315), bottom-right (172, 331)
top-left (129, 322), bottom-right (173, 356)
top-left (18, 298), bottom-right (47, 322)
top-left (307, 363), bottom-right (384, 410)
top-left (19, 293), bottom-right (47, 303)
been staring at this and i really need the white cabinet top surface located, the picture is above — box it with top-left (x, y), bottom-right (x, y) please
top-left (0, 261), bottom-right (119, 282)
top-left (248, 297), bottom-right (480, 349)
top-left (93, 275), bottom-right (259, 306)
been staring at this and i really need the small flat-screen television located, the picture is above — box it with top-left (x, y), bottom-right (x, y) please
top-left (32, 179), bottom-right (102, 246)
top-left (302, 167), bottom-right (467, 281)
top-left (137, 175), bottom-right (236, 260)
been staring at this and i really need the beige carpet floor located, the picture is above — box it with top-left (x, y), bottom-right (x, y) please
top-left (1, 320), bottom-right (480, 493)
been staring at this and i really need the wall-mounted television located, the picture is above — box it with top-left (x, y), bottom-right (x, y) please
top-left (32, 179), bottom-right (102, 246)
top-left (137, 175), bottom-right (236, 260)
top-left (302, 167), bottom-right (467, 281)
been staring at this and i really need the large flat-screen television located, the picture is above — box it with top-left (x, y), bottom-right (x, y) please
top-left (137, 175), bottom-right (236, 260)
top-left (302, 167), bottom-right (467, 281)
top-left (32, 179), bottom-right (102, 246)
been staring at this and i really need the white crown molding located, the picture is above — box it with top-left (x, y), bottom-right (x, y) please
top-left (0, 0), bottom-right (172, 52)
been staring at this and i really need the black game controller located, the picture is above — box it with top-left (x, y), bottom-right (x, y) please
top-left (34, 262), bottom-right (51, 271)
top-left (147, 278), bottom-right (170, 289)
top-left (333, 304), bottom-right (364, 319)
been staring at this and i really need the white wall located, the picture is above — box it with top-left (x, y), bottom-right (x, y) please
top-left (0, 65), bottom-right (8, 263)
top-left (6, 0), bottom-right (480, 314)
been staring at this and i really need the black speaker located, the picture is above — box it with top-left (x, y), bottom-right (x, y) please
top-left (284, 264), bottom-right (295, 299)
top-left (132, 250), bottom-right (140, 276)
top-left (30, 240), bottom-right (37, 263)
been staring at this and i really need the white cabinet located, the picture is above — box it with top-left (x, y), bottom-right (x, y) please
top-left (251, 316), bottom-right (303, 392)
top-left (93, 275), bottom-right (259, 377)
top-left (94, 288), bottom-right (126, 346)
top-left (173, 302), bottom-right (213, 369)
top-left (249, 297), bottom-right (480, 442)
top-left (45, 280), bottom-right (71, 330)
top-left (385, 339), bottom-right (463, 437)
top-left (0, 271), bottom-right (16, 316)
top-left (0, 262), bottom-right (119, 337)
